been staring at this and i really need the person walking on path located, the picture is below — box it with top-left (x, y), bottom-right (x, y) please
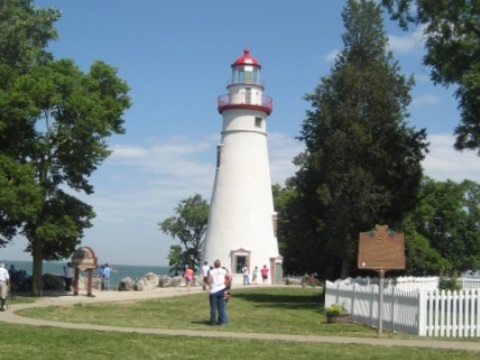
top-left (207, 259), bottom-right (231, 326)
top-left (242, 265), bottom-right (250, 285)
top-left (201, 261), bottom-right (210, 291)
top-left (261, 265), bottom-right (269, 285)
top-left (184, 265), bottom-right (194, 291)
top-left (0, 263), bottom-right (10, 311)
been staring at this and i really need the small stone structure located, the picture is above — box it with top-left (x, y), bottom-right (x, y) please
top-left (71, 246), bottom-right (98, 296)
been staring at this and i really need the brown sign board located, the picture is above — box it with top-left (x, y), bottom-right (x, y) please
top-left (71, 246), bottom-right (98, 271)
top-left (358, 224), bottom-right (405, 271)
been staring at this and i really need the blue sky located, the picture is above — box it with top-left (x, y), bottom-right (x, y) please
top-left (2, 0), bottom-right (478, 266)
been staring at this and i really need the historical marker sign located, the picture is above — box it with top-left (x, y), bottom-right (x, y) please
top-left (358, 224), bottom-right (405, 271)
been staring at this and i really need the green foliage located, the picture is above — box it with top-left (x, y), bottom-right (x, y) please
top-left (159, 194), bottom-right (209, 271)
top-left (282, 0), bottom-right (427, 279)
top-left (167, 244), bottom-right (184, 276)
top-left (326, 304), bottom-right (348, 315)
top-left (439, 276), bottom-right (462, 292)
top-left (0, 1), bottom-right (131, 295)
top-left (408, 177), bottom-right (480, 275)
top-left (382, 0), bottom-right (480, 153)
top-left (400, 210), bottom-right (449, 275)
top-left (0, 0), bottom-right (60, 70)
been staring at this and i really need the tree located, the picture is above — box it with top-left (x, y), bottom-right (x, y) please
top-left (167, 244), bottom-right (184, 276)
top-left (0, 1), bottom-right (132, 296)
top-left (0, 0), bottom-right (60, 70)
top-left (411, 177), bottom-right (480, 275)
top-left (401, 211), bottom-right (450, 276)
top-left (382, 0), bottom-right (480, 153)
top-left (0, 0), bottom-right (59, 247)
top-left (285, 0), bottom-right (428, 279)
top-left (159, 194), bottom-right (209, 272)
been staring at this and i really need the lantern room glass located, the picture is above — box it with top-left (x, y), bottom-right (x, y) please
top-left (232, 66), bottom-right (260, 85)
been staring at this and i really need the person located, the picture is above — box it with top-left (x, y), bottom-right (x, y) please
top-left (207, 259), bottom-right (231, 326)
top-left (201, 261), bottom-right (210, 291)
top-left (252, 266), bottom-right (259, 285)
top-left (64, 262), bottom-right (74, 292)
top-left (261, 265), bottom-right (269, 285)
top-left (102, 263), bottom-right (111, 291)
top-left (8, 264), bottom-right (18, 291)
top-left (219, 266), bottom-right (232, 324)
top-left (184, 264), bottom-right (194, 291)
top-left (17, 270), bottom-right (30, 292)
top-left (98, 266), bottom-right (105, 290)
top-left (242, 265), bottom-right (250, 285)
top-left (0, 263), bottom-right (10, 311)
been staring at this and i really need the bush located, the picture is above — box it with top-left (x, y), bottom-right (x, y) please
top-left (439, 276), bottom-right (462, 292)
top-left (326, 304), bottom-right (347, 315)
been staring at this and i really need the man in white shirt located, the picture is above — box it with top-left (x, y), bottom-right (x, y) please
top-left (201, 261), bottom-right (210, 291)
top-left (207, 259), bottom-right (231, 325)
top-left (0, 263), bottom-right (10, 311)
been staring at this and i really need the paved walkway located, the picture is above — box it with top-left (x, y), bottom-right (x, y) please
top-left (2, 287), bottom-right (480, 353)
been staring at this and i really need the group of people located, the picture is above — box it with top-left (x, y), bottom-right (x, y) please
top-left (5, 264), bottom-right (30, 292)
top-left (241, 265), bottom-right (269, 285)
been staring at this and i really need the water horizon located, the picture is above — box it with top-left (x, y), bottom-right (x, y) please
top-left (4, 259), bottom-right (173, 288)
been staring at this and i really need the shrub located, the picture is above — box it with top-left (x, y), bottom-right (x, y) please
top-left (326, 304), bottom-right (347, 316)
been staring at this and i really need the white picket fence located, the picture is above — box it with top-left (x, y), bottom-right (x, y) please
top-left (325, 277), bottom-right (480, 337)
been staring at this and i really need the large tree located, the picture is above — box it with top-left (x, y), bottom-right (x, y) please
top-left (0, 1), bottom-right (131, 295)
top-left (284, 0), bottom-right (428, 279)
top-left (159, 194), bottom-right (209, 272)
top-left (382, 0), bottom-right (480, 153)
top-left (0, 0), bottom-right (59, 246)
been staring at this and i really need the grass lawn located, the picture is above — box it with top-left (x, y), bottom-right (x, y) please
top-left (17, 287), bottom-right (376, 336)
top-left (1, 287), bottom-right (478, 359)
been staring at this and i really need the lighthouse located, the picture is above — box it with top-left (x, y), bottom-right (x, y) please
top-left (202, 49), bottom-right (282, 285)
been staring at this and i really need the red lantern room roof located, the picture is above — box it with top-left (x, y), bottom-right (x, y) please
top-left (232, 49), bottom-right (261, 68)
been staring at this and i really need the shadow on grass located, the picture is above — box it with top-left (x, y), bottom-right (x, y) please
top-left (233, 292), bottom-right (325, 311)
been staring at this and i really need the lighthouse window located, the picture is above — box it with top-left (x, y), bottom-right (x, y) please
top-left (244, 70), bottom-right (253, 84)
top-left (255, 117), bottom-right (262, 128)
top-left (235, 256), bottom-right (247, 274)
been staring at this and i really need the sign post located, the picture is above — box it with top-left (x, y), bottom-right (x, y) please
top-left (358, 225), bottom-right (405, 336)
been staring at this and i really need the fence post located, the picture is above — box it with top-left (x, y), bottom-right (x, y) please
top-left (418, 289), bottom-right (427, 336)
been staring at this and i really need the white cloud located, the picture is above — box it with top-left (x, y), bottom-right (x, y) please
top-left (412, 94), bottom-right (440, 106)
top-left (423, 134), bottom-right (479, 183)
top-left (388, 26), bottom-right (426, 54)
top-left (324, 49), bottom-right (340, 62)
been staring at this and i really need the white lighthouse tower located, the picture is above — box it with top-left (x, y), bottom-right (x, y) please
top-left (203, 49), bottom-right (282, 284)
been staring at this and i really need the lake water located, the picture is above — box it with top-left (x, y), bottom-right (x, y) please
top-left (4, 259), bottom-right (171, 288)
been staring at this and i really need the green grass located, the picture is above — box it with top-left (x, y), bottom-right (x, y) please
top-left (0, 323), bottom-right (478, 360)
top-left (17, 287), bottom-right (376, 336)
top-left (1, 287), bottom-right (479, 359)
top-left (7, 293), bottom-right (36, 305)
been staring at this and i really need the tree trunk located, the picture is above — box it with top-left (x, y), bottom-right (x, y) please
top-left (31, 234), bottom-right (43, 297)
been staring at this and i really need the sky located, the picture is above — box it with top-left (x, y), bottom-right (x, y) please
top-left (2, 0), bottom-right (479, 267)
